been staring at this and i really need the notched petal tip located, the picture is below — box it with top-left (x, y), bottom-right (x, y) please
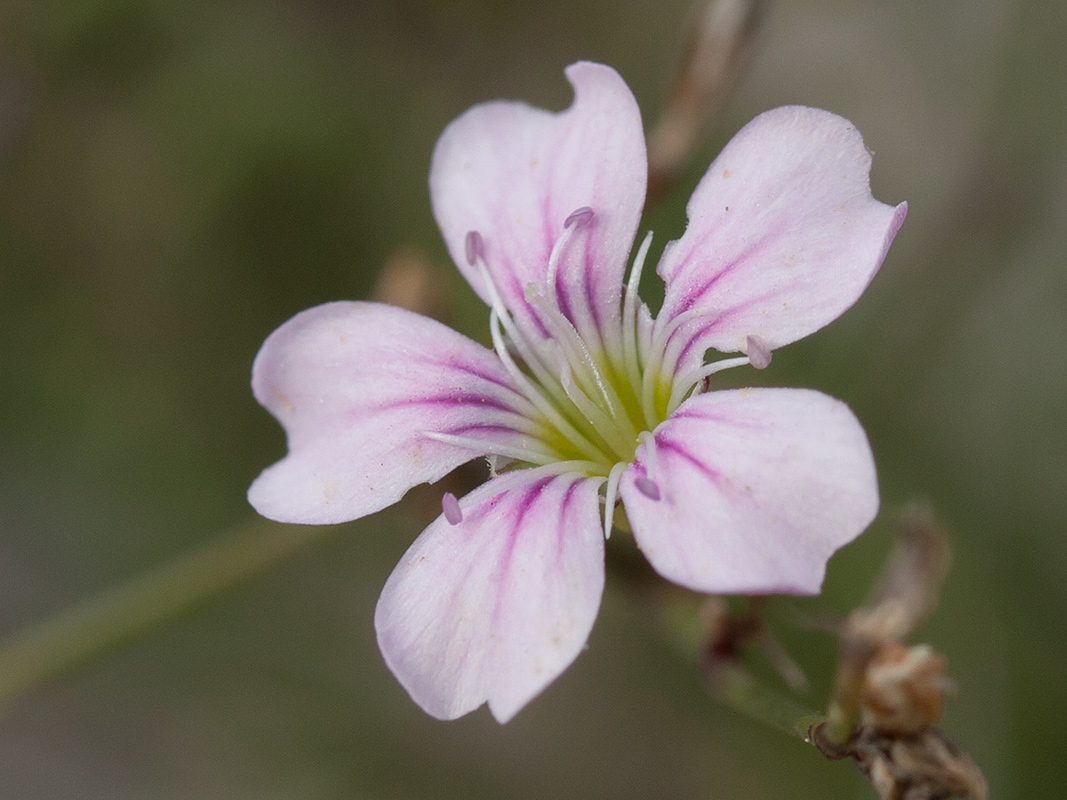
top-left (655, 105), bottom-right (907, 368)
top-left (430, 59), bottom-right (647, 355)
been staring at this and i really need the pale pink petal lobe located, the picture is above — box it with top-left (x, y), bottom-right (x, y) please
top-left (621, 388), bottom-right (878, 595)
top-left (430, 61), bottom-right (647, 356)
top-left (655, 106), bottom-right (907, 375)
top-left (248, 301), bottom-right (533, 525)
top-left (375, 468), bottom-right (605, 722)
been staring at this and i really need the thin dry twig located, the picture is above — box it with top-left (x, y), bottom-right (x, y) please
top-left (647, 0), bottom-right (768, 205)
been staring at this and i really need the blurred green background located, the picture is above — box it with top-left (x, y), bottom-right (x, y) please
top-left (1, 0), bottom-right (1064, 797)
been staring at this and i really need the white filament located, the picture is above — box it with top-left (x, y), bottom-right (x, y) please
top-left (602, 461), bottom-right (627, 540)
top-left (623, 231), bottom-right (654, 397)
top-left (667, 355), bottom-right (751, 414)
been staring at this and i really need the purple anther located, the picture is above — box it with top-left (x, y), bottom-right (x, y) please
top-left (465, 230), bottom-right (484, 266)
top-left (441, 492), bottom-right (463, 525)
top-left (564, 206), bottom-right (594, 228)
top-left (745, 334), bottom-right (772, 370)
top-left (633, 475), bottom-right (661, 501)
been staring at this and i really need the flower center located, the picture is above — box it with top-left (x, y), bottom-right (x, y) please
top-left (468, 215), bottom-right (645, 471)
top-left (427, 207), bottom-right (767, 534)
top-left (465, 209), bottom-right (709, 470)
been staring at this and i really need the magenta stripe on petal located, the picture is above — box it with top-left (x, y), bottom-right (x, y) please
top-left (622, 388), bottom-right (879, 595)
top-left (375, 467), bottom-right (605, 722)
top-left (430, 62), bottom-right (646, 360)
top-left (655, 106), bottom-right (906, 368)
top-left (248, 301), bottom-right (534, 525)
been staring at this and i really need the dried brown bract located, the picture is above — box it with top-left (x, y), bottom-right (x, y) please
top-left (818, 507), bottom-right (986, 799)
top-left (860, 642), bottom-right (950, 736)
top-left (812, 723), bottom-right (987, 800)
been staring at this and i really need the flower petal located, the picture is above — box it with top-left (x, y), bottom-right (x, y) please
top-left (248, 301), bottom-right (534, 525)
top-left (654, 106), bottom-right (907, 374)
top-left (430, 61), bottom-right (646, 358)
top-left (374, 467), bottom-right (605, 722)
top-left (621, 388), bottom-right (878, 595)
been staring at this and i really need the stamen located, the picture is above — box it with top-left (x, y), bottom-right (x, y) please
top-left (657, 309), bottom-right (722, 390)
top-left (463, 213), bottom-right (645, 475)
top-left (667, 355), bottom-right (751, 413)
top-left (472, 256), bottom-right (583, 416)
top-left (602, 461), bottom-right (627, 539)
top-left (745, 334), bottom-right (772, 369)
top-left (544, 206), bottom-right (595, 313)
top-left (632, 433), bottom-right (662, 498)
top-left (635, 301), bottom-right (655, 373)
top-left (465, 230), bottom-right (484, 266)
top-left (525, 286), bottom-right (629, 429)
top-left (489, 290), bottom-right (577, 412)
top-left (419, 429), bottom-right (557, 466)
top-left (486, 309), bottom-right (612, 465)
top-left (441, 492), bottom-right (463, 525)
top-left (559, 361), bottom-right (635, 457)
top-left (525, 288), bottom-right (594, 375)
top-left (649, 308), bottom-right (710, 374)
top-left (633, 475), bottom-right (661, 501)
top-left (564, 206), bottom-right (594, 228)
top-left (641, 307), bottom-right (711, 426)
top-left (623, 231), bottom-right (654, 397)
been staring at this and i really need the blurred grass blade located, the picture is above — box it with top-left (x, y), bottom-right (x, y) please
top-left (0, 518), bottom-right (334, 706)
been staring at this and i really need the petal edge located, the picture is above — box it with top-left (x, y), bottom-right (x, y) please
top-left (621, 388), bottom-right (878, 595)
top-left (375, 468), bottom-right (606, 722)
top-left (430, 61), bottom-right (647, 358)
top-left (248, 301), bottom-right (531, 525)
top-left (655, 106), bottom-right (906, 374)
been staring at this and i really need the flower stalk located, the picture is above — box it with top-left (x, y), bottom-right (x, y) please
top-left (708, 661), bottom-right (825, 741)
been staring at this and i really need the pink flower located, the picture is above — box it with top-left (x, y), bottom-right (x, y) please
top-left (248, 62), bottom-right (906, 722)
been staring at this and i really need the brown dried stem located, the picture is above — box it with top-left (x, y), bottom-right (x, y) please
top-left (646, 0), bottom-right (768, 207)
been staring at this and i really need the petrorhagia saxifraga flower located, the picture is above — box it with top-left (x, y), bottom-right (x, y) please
top-left (248, 62), bottom-right (907, 723)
